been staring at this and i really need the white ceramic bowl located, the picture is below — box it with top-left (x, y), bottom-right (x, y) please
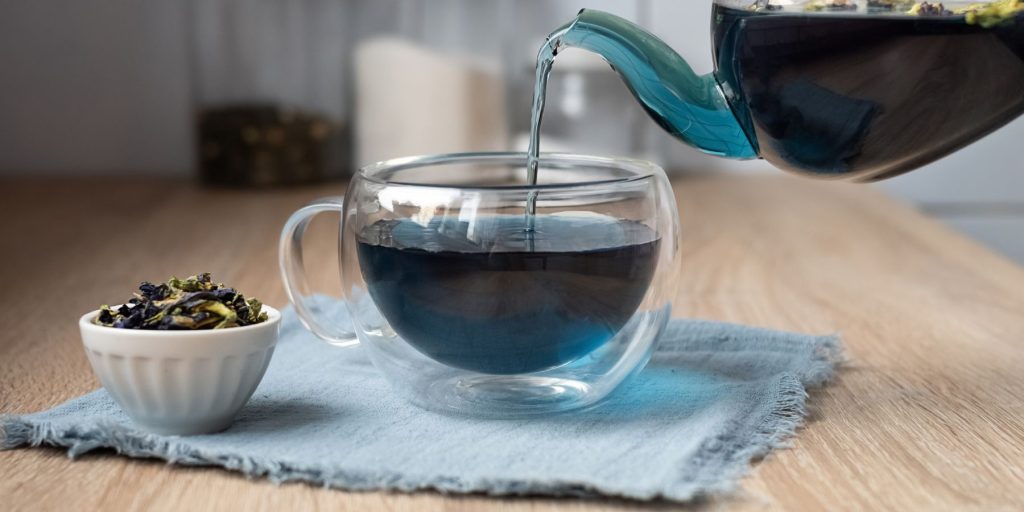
top-left (79, 306), bottom-right (281, 435)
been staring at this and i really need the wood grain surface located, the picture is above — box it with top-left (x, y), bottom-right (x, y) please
top-left (1, 175), bottom-right (1022, 511)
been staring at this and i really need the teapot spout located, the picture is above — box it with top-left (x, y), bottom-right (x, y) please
top-left (549, 9), bottom-right (758, 159)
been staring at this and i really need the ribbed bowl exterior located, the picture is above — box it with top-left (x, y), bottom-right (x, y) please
top-left (79, 306), bottom-right (281, 435)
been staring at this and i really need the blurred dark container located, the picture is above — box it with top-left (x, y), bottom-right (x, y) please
top-left (196, 103), bottom-right (344, 186)
top-left (189, 0), bottom-right (350, 187)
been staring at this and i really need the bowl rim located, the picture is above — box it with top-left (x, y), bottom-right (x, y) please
top-left (79, 304), bottom-right (281, 337)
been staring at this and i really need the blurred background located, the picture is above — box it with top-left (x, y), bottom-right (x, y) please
top-left (1, 0), bottom-right (1022, 261)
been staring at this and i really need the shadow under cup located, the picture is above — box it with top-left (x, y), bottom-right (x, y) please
top-left (285, 153), bottom-right (680, 417)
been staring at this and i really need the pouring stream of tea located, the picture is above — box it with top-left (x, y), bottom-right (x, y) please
top-left (524, 29), bottom-right (560, 236)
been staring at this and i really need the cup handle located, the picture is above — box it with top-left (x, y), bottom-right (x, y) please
top-left (279, 196), bottom-right (359, 347)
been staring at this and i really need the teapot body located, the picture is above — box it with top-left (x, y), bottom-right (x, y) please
top-left (712, 1), bottom-right (1024, 181)
top-left (555, 3), bottom-right (1024, 181)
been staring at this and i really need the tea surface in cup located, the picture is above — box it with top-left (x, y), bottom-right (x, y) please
top-left (356, 214), bottom-right (660, 374)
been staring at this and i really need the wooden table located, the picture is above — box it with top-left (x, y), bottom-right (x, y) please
top-left (1, 175), bottom-right (1022, 511)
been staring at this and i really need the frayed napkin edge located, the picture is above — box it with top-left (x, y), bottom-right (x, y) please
top-left (0, 332), bottom-right (845, 503)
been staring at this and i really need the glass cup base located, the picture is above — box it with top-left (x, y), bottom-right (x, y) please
top-left (361, 305), bottom-right (671, 418)
top-left (424, 375), bottom-right (596, 418)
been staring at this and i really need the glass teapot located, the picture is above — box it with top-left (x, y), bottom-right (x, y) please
top-left (542, 1), bottom-right (1024, 181)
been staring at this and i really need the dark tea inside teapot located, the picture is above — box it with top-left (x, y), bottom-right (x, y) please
top-left (535, 1), bottom-right (1024, 181)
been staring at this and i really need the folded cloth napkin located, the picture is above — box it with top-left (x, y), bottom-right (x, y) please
top-left (1, 300), bottom-right (842, 502)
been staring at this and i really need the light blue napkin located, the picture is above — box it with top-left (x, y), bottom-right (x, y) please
top-left (1, 300), bottom-right (841, 502)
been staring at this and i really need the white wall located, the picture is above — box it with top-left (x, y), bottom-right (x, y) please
top-left (0, 1), bottom-right (193, 175)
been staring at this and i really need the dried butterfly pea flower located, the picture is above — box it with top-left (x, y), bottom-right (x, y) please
top-left (907, 2), bottom-right (954, 15)
top-left (805, 0), bottom-right (858, 12)
top-left (867, 0), bottom-right (915, 11)
top-left (749, 1), bottom-right (784, 11)
top-left (95, 273), bottom-right (268, 330)
top-left (957, 0), bottom-right (1024, 27)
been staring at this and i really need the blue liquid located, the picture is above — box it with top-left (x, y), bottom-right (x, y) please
top-left (528, 10), bottom-right (758, 167)
top-left (523, 10), bottom-right (757, 234)
top-left (356, 215), bottom-right (660, 375)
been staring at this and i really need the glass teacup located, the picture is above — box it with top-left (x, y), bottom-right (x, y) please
top-left (280, 152), bottom-right (680, 417)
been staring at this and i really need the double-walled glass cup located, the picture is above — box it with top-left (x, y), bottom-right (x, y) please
top-left (280, 152), bottom-right (680, 417)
